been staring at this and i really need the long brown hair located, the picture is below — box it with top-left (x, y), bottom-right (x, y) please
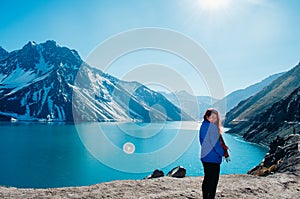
top-left (203, 108), bottom-right (223, 134)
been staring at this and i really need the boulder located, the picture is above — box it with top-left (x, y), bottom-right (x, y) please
top-left (143, 169), bottom-right (164, 179)
top-left (167, 166), bottom-right (186, 178)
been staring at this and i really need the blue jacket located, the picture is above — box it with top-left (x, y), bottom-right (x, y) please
top-left (199, 119), bottom-right (224, 164)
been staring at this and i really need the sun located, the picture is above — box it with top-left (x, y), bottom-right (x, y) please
top-left (197, 0), bottom-right (231, 11)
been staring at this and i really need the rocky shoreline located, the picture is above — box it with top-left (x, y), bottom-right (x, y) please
top-left (248, 134), bottom-right (300, 176)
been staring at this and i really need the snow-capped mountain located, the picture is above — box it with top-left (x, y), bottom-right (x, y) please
top-left (0, 40), bottom-right (191, 122)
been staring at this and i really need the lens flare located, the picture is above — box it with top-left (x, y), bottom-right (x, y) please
top-left (198, 0), bottom-right (231, 11)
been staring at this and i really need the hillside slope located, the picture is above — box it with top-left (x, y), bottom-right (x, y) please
top-left (225, 62), bottom-right (300, 145)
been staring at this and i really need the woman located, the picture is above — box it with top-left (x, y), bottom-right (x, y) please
top-left (199, 108), bottom-right (230, 199)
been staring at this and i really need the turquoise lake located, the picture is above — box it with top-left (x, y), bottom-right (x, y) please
top-left (0, 121), bottom-right (268, 188)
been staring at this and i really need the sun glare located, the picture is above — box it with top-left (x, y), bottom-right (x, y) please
top-left (198, 0), bottom-right (231, 11)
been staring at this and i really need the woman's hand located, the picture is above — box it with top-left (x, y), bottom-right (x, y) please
top-left (225, 156), bottom-right (231, 163)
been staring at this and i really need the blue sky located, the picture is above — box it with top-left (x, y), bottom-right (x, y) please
top-left (0, 0), bottom-right (299, 96)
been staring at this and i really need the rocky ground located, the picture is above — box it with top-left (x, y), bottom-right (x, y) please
top-left (0, 173), bottom-right (299, 199)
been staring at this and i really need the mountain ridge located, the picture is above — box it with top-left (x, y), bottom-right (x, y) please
top-left (225, 62), bottom-right (300, 126)
top-left (0, 46), bottom-right (9, 61)
top-left (224, 62), bottom-right (300, 145)
top-left (161, 90), bottom-right (217, 120)
top-left (214, 72), bottom-right (284, 113)
top-left (0, 40), bottom-right (191, 122)
top-left (161, 71), bottom-right (284, 120)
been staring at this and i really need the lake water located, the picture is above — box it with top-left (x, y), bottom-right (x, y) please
top-left (0, 121), bottom-right (268, 188)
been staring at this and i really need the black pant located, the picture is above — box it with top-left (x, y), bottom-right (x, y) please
top-left (201, 161), bottom-right (220, 199)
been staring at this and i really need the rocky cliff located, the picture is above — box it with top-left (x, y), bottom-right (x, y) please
top-left (248, 134), bottom-right (300, 176)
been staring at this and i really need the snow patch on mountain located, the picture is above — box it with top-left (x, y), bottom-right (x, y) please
top-left (1, 64), bottom-right (36, 88)
top-left (35, 51), bottom-right (52, 75)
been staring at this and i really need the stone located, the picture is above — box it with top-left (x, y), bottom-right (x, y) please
top-left (143, 169), bottom-right (164, 179)
top-left (167, 166), bottom-right (186, 178)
